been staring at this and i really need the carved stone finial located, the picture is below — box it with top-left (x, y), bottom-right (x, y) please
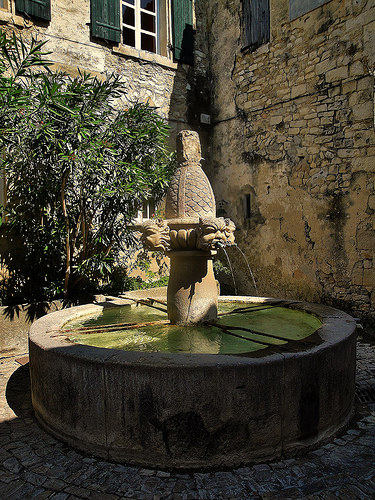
top-left (176, 130), bottom-right (202, 167)
top-left (165, 130), bottom-right (216, 219)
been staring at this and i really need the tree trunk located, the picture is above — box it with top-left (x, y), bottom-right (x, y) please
top-left (61, 171), bottom-right (70, 298)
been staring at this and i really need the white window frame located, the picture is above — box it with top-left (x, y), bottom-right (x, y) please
top-left (122, 0), bottom-right (159, 54)
top-left (0, 1), bottom-right (25, 25)
top-left (135, 199), bottom-right (156, 223)
top-left (114, 0), bottom-right (175, 68)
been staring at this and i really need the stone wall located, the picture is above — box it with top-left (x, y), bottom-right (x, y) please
top-left (206, 0), bottom-right (375, 321)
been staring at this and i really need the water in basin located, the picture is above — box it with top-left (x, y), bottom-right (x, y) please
top-left (65, 302), bottom-right (322, 355)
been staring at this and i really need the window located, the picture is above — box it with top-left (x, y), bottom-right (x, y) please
top-left (91, 0), bottom-right (194, 64)
top-left (122, 0), bottom-right (158, 54)
top-left (290, 0), bottom-right (332, 20)
top-left (15, 0), bottom-right (51, 21)
top-left (242, 0), bottom-right (270, 51)
top-left (134, 199), bottom-right (157, 223)
top-left (142, 199), bottom-right (156, 219)
top-left (0, 1), bottom-right (8, 10)
top-left (244, 194), bottom-right (251, 219)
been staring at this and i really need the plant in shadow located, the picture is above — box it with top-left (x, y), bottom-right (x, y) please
top-left (0, 29), bottom-right (175, 304)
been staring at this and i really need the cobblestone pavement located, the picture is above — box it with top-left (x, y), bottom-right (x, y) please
top-left (0, 338), bottom-right (374, 500)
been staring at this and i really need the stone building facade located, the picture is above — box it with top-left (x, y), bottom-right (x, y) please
top-left (0, 0), bottom-right (374, 322)
top-left (204, 0), bottom-right (375, 323)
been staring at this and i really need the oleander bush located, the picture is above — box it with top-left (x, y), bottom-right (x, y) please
top-left (0, 29), bottom-right (175, 303)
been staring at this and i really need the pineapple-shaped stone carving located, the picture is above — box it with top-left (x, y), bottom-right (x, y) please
top-left (165, 130), bottom-right (216, 219)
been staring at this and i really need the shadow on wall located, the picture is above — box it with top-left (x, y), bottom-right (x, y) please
top-left (1, 295), bottom-right (105, 325)
top-left (167, 23), bottom-right (212, 167)
top-left (3, 302), bottom-right (54, 324)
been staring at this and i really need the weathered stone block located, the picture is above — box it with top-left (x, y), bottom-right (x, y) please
top-left (349, 60), bottom-right (364, 77)
top-left (357, 76), bottom-right (373, 91)
top-left (351, 262), bottom-right (364, 285)
top-left (351, 156), bottom-right (375, 172)
top-left (270, 116), bottom-right (283, 126)
top-left (357, 230), bottom-right (375, 250)
top-left (342, 80), bottom-right (357, 94)
top-left (290, 120), bottom-right (307, 128)
top-left (316, 58), bottom-right (337, 75)
top-left (352, 102), bottom-right (373, 121)
top-left (289, 128), bottom-right (300, 135)
top-left (291, 84), bottom-right (307, 99)
top-left (338, 149), bottom-right (356, 158)
top-left (325, 66), bottom-right (349, 82)
top-left (320, 117), bottom-right (333, 125)
top-left (363, 268), bottom-right (375, 287)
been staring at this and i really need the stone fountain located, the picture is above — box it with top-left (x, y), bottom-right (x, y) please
top-left (28, 131), bottom-right (357, 470)
top-left (140, 130), bottom-right (235, 325)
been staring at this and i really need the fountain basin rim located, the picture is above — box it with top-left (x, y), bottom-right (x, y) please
top-left (29, 295), bottom-right (356, 366)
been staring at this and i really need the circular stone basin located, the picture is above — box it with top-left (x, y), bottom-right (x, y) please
top-left (29, 295), bottom-right (357, 469)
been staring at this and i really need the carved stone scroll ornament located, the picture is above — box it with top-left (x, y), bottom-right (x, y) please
top-left (140, 219), bottom-right (170, 252)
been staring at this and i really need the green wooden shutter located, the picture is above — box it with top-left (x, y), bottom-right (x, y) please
top-left (172, 0), bottom-right (194, 65)
top-left (242, 0), bottom-right (270, 51)
top-left (15, 0), bottom-right (51, 21)
top-left (91, 0), bottom-right (121, 44)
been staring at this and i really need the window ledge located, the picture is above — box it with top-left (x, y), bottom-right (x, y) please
top-left (0, 9), bottom-right (25, 26)
top-left (113, 45), bottom-right (177, 70)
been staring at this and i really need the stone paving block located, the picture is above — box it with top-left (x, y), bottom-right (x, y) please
top-left (3, 456), bottom-right (22, 473)
top-left (7, 481), bottom-right (35, 499)
top-left (0, 479), bottom-right (25, 498)
top-left (28, 488), bottom-right (53, 499)
top-left (87, 492), bottom-right (120, 500)
top-left (48, 492), bottom-right (70, 500)
top-left (64, 485), bottom-right (91, 498)
top-left (0, 469), bottom-right (18, 484)
top-left (21, 470), bottom-right (46, 486)
top-left (156, 470), bottom-right (170, 478)
top-left (43, 478), bottom-right (67, 491)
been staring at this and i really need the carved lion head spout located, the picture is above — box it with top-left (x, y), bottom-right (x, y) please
top-left (223, 218), bottom-right (236, 246)
top-left (197, 217), bottom-right (227, 250)
top-left (140, 219), bottom-right (170, 252)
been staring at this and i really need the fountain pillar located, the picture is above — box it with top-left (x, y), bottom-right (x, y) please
top-left (141, 130), bottom-right (236, 325)
top-left (167, 250), bottom-right (217, 325)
